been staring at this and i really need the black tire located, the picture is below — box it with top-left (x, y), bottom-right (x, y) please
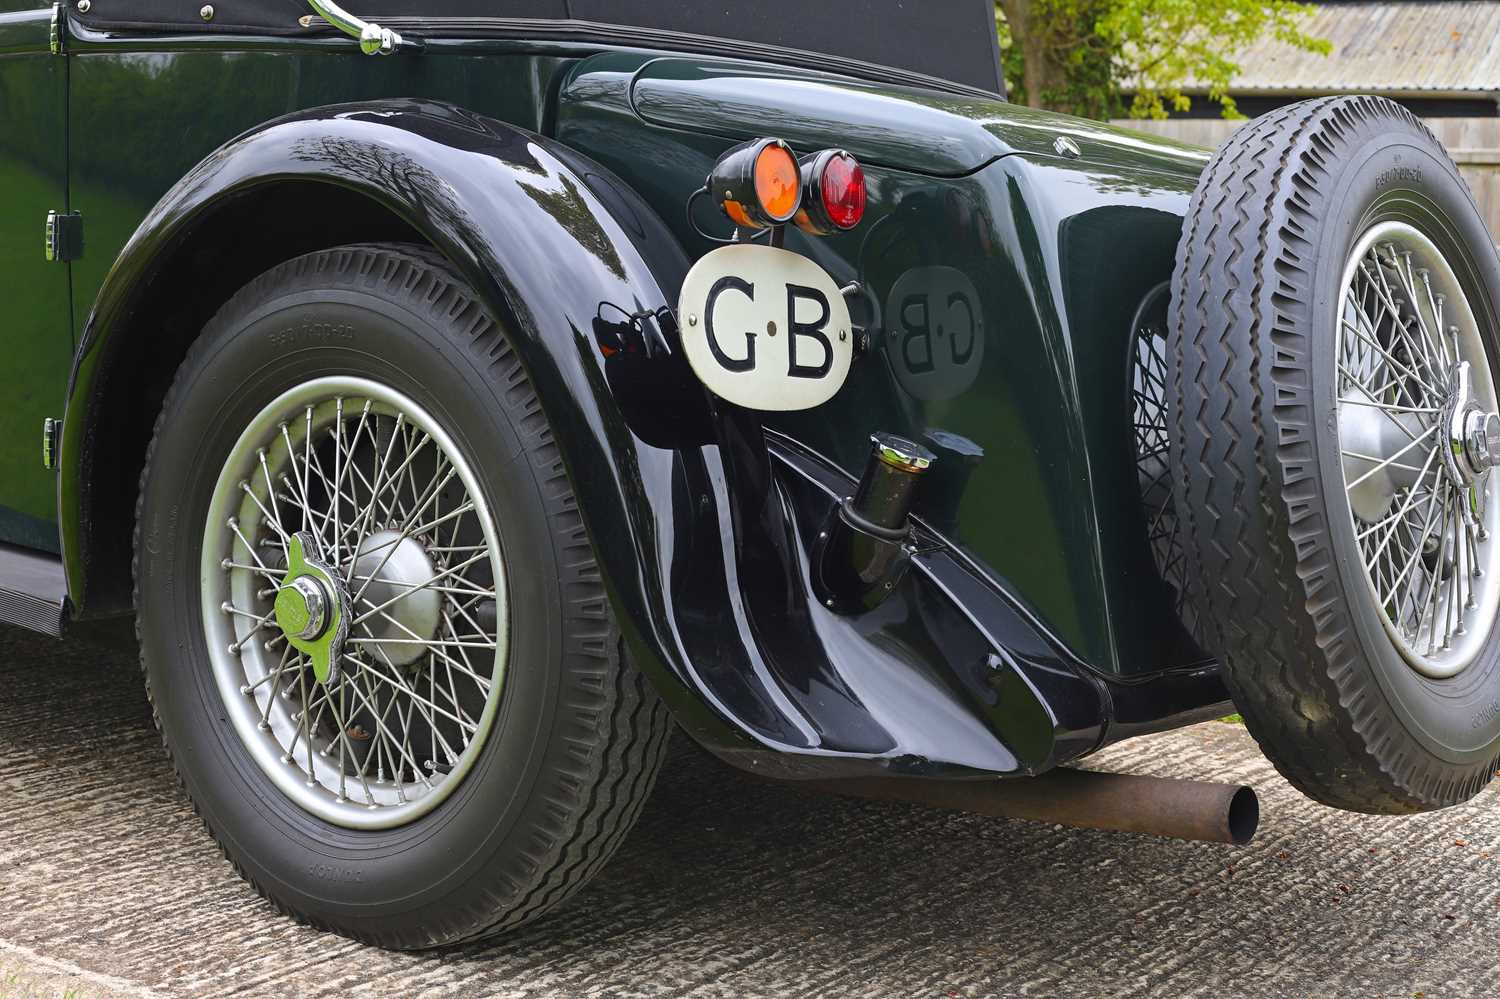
top-left (135, 242), bottom-right (671, 947)
top-left (1169, 96), bottom-right (1500, 813)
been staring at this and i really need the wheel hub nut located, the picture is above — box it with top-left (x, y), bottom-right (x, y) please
top-left (275, 532), bottom-right (350, 685)
top-left (1464, 409), bottom-right (1500, 474)
top-left (276, 575), bottom-right (330, 640)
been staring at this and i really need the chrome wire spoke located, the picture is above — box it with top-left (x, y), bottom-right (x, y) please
top-left (1343, 424), bottom-right (1437, 494)
top-left (206, 378), bottom-right (507, 829)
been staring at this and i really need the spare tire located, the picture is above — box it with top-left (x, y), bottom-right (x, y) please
top-left (1169, 96), bottom-right (1500, 813)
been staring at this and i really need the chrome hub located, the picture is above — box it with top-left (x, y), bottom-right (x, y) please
top-left (1340, 387), bottom-right (1424, 522)
top-left (1463, 407), bottom-right (1500, 476)
top-left (1440, 360), bottom-right (1500, 485)
top-left (350, 529), bottom-right (442, 667)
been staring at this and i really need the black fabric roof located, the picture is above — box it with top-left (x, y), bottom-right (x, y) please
top-left (73, 1), bottom-right (1005, 96)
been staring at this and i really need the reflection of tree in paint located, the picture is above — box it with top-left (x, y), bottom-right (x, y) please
top-left (290, 118), bottom-right (631, 289)
top-left (289, 133), bottom-right (472, 241)
top-left (515, 173), bottom-right (626, 282)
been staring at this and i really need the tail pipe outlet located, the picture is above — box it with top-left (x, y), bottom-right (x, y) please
top-left (814, 432), bottom-right (936, 613)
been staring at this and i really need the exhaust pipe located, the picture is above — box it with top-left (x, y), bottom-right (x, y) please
top-left (800, 768), bottom-right (1259, 846)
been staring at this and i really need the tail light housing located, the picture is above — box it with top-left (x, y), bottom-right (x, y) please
top-left (707, 137), bottom-right (802, 229)
top-left (794, 149), bottom-right (866, 235)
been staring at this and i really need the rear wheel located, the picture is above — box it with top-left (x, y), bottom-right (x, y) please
top-left (1169, 97), bottom-right (1500, 813)
top-left (135, 243), bottom-right (670, 947)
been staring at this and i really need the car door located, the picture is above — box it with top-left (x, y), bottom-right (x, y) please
top-left (0, 1), bottom-right (70, 552)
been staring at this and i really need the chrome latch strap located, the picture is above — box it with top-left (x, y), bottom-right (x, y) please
top-left (304, 0), bottom-right (405, 55)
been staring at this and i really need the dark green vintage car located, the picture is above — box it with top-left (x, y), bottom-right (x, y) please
top-left (4, 0), bottom-right (1500, 949)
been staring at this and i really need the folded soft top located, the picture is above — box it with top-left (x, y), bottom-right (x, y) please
top-left (72, 0), bottom-right (1006, 96)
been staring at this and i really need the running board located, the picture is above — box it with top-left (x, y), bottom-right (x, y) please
top-left (0, 543), bottom-right (67, 637)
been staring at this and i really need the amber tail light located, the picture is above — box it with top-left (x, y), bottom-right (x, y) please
top-left (707, 137), bottom-right (803, 230)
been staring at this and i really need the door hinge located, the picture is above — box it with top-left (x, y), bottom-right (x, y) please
top-left (50, 3), bottom-right (65, 54)
top-left (44, 210), bottom-right (82, 262)
top-left (42, 418), bottom-right (61, 471)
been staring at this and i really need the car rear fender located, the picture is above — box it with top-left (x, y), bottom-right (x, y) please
top-left (61, 98), bottom-right (1192, 779)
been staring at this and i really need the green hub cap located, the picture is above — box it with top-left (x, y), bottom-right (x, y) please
top-left (275, 532), bottom-right (349, 684)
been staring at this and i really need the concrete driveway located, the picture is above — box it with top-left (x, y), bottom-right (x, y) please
top-left (1, 623), bottom-right (1498, 999)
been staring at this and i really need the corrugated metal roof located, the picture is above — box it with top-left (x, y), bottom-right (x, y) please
top-left (1173, 1), bottom-right (1500, 97)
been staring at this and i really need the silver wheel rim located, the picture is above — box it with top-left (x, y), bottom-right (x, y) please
top-left (1335, 221), bottom-right (1500, 679)
top-left (201, 376), bottom-right (508, 829)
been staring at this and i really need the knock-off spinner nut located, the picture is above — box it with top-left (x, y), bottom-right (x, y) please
top-left (275, 532), bottom-right (349, 685)
top-left (1465, 409), bottom-right (1500, 474)
top-left (276, 575), bottom-right (330, 641)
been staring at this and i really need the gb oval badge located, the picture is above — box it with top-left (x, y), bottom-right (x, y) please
top-left (678, 244), bottom-right (854, 411)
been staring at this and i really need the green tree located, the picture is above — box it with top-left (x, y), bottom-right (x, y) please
top-left (995, 0), bottom-right (1330, 120)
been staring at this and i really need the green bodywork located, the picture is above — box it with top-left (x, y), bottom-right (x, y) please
top-left (0, 2), bottom-right (70, 552)
top-left (0, 4), bottom-right (1211, 675)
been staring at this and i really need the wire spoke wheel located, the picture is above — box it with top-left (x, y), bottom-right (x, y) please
top-left (137, 244), bottom-right (670, 945)
top-left (200, 375), bottom-right (507, 829)
top-left (1335, 222), bottom-right (1500, 679)
top-left (1167, 98), bottom-right (1500, 812)
top-left (1130, 285), bottom-right (1194, 630)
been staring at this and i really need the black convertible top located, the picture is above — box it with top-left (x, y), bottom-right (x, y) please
top-left (73, 1), bottom-right (1006, 97)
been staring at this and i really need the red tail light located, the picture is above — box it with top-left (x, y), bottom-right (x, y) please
top-left (794, 150), bottom-right (866, 235)
top-left (821, 152), bottom-right (866, 229)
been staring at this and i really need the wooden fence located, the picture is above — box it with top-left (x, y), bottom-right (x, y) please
top-left (1113, 117), bottom-right (1500, 242)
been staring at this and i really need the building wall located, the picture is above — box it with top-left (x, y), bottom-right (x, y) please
top-left (1115, 117), bottom-right (1500, 242)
